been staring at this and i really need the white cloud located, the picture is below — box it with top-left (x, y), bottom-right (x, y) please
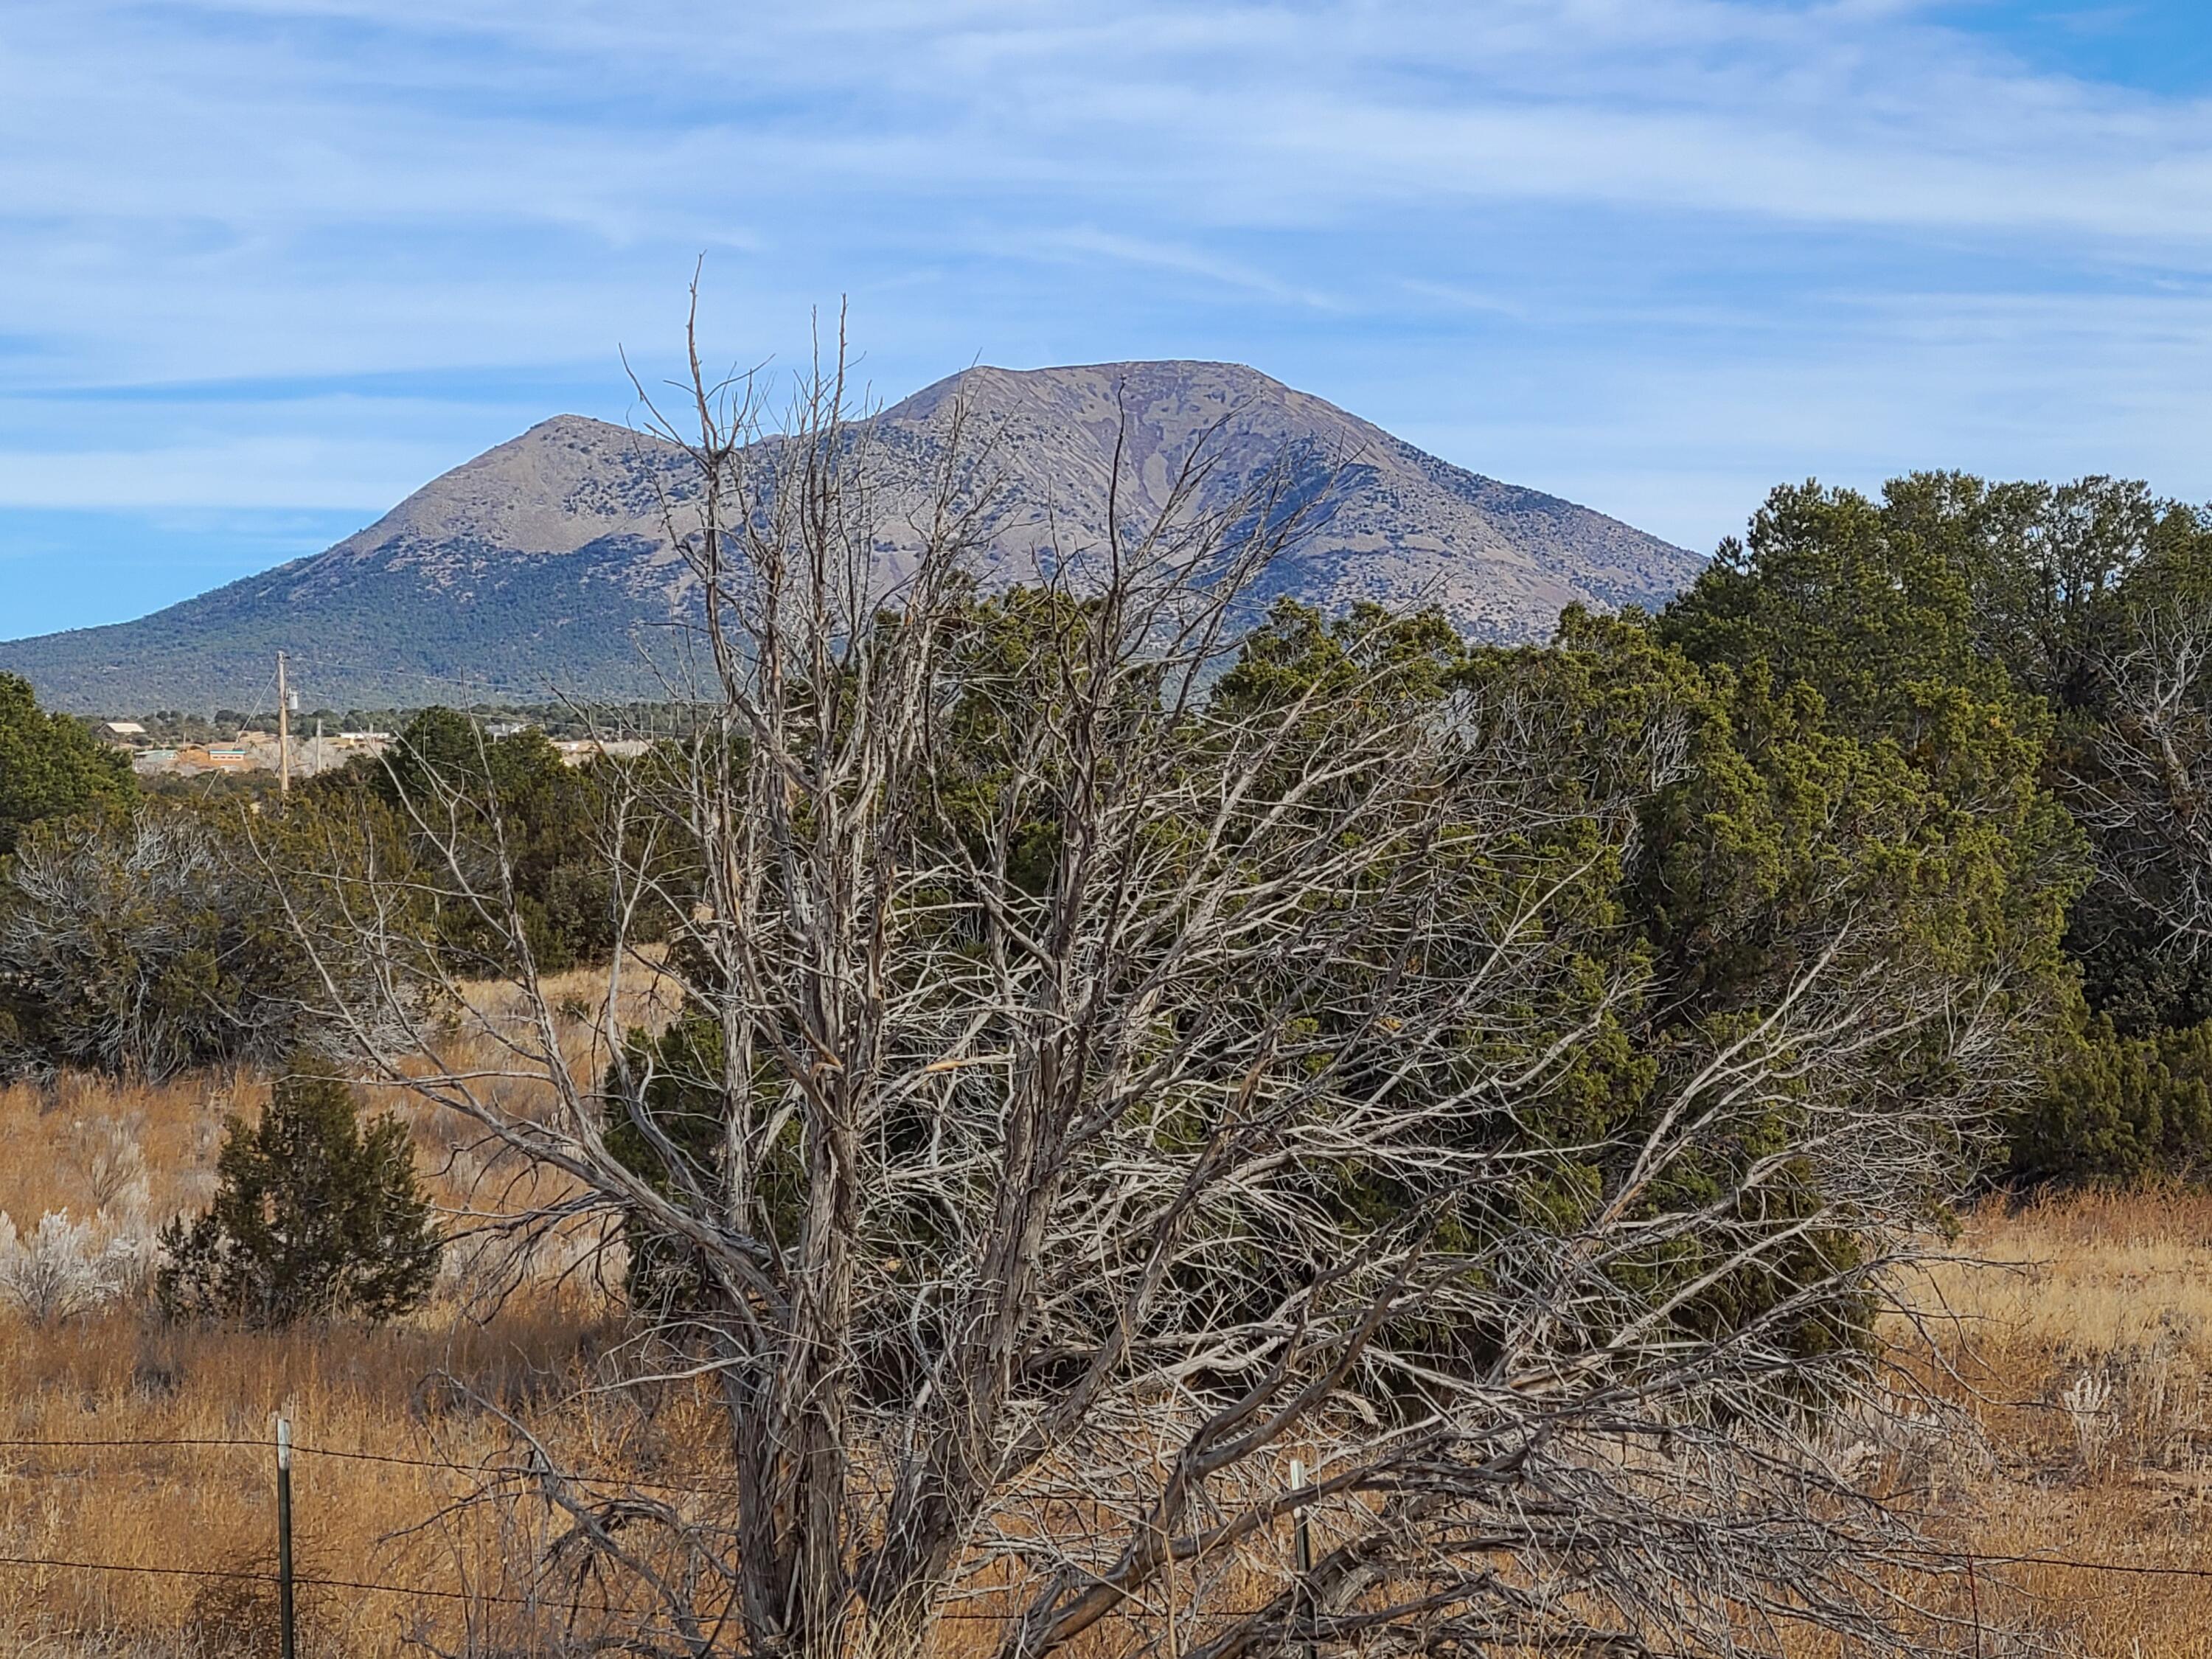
top-left (8, 3), bottom-right (2211, 271)
top-left (1025, 229), bottom-right (1342, 309)
top-left (4, 0), bottom-right (2212, 577)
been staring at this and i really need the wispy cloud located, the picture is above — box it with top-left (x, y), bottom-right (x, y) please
top-left (5, 0), bottom-right (2212, 633)
top-left (1026, 230), bottom-right (1341, 310)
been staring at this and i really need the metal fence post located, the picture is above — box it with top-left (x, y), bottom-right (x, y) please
top-left (276, 1416), bottom-right (296, 1659)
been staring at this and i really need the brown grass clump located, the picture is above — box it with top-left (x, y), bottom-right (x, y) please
top-left (0, 1303), bottom-right (639, 1654)
top-left (0, 1070), bottom-right (224, 1225)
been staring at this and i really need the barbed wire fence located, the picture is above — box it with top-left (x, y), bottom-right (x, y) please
top-left (0, 1428), bottom-right (2208, 1651)
top-left (0, 1427), bottom-right (1023, 1649)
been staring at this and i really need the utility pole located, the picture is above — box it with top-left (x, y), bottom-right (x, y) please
top-left (276, 651), bottom-right (291, 800)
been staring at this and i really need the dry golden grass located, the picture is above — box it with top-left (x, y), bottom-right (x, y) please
top-left (0, 1070), bottom-right (226, 1228)
top-left (0, 968), bottom-right (709, 1658)
top-left (0, 1307), bottom-right (624, 1655)
top-left (1884, 1190), bottom-right (2212, 1658)
top-left (7, 989), bottom-right (2212, 1656)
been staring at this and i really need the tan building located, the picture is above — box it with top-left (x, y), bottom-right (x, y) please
top-left (172, 744), bottom-right (260, 774)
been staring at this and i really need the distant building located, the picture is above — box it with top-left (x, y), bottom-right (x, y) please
top-left (100, 720), bottom-right (148, 745)
top-left (173, 744), bottom-right (260, 773)
top-left (553, 738), bottom-right (653, 767)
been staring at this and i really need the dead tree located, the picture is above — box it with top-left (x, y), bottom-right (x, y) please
top-left (296, 307), bottom-right (2021, 1659)
top-left (2069, 595), bottom-right (2212, 947)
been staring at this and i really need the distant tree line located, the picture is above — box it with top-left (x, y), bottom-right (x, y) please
top-left (0, 692), bottom-right (667, 1081)
top-left (7, 469), bottom-right (2212, 1203)
top-left (108, 698), bottom-right (714, 748)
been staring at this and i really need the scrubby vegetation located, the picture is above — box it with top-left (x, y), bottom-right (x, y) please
top-left (0, 671), bottom-right (130, 855)
top-left (1654, 473), bottom-right (2212, 1185)
top-left (0, 1054), bottom-right (2198, 1657)
top-left (0, 700), bottom-right (646, 1078)
top-left (20, 474), bottom-right (2212, 1192)
top-left (321, 704), bottom-right (664, 973)
top-left (297, 349), bottom-right (2134, 1659)
top-left (13, 426), bottom-right (2212, 1652)
top-left (0, 804), bottom-right (341, 1077)
top-left (156, 1059), bottom-right (441, 1327)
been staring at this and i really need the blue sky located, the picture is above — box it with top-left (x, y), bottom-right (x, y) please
top-left (7, 0), bottom-right (2212, 637)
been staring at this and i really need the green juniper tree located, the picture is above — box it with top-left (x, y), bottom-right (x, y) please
top-left (1652, 472), bottom-right (2212, 1186)
top-left (322, 703), bottom-right (662, 974)
top-left (0, 672), bottom-right (131, 856)
top-left (157, 1060), bottom-right (441, 1326)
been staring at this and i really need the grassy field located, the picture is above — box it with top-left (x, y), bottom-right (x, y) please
top-left (0, 975), bottom-right (708, 1658)
top-left (1893, 1191), bottom-right (2212, 1657)
top-left (3, 1027), bottom-right (2212, 1654)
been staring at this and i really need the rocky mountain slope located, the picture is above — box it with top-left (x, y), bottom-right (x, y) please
top-left (0, 361), bottom-right (1703, 712)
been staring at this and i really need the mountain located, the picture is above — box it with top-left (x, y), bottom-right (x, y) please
top-left (0, 362), bottom-right (1703, 712)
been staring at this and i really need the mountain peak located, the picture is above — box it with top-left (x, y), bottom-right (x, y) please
top-left (0, 361), bottom-right (1702, 712)
top-left (515, 413), bottom-right (639, 443)
top-left (886, 359), bottom-right (1303, 425)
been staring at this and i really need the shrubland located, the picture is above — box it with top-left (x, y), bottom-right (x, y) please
top-left (0, 1061), bottom-right (2204, 1655)
top-left (238, 345), bottom-right (2090, 1659)
top-left (0, 673), bottom-right (130, 858)
top-left (5, 361), bottom-right (2212, 1653)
